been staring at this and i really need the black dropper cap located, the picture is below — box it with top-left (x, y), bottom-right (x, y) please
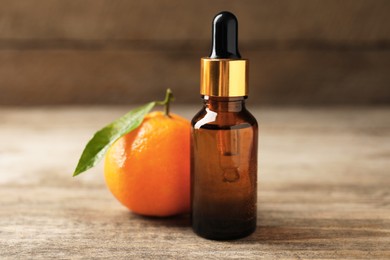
top-left (200, 11), bottom-right (248, 97)
top-left (209, 11), bottom-right (241, 59)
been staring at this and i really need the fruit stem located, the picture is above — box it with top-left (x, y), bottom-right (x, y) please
top-left (157, 88), bottom-right (174, 117)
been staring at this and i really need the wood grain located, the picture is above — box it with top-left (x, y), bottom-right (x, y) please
top-left (0, 1), bottom-right (389, 105)
top-left (0, 0), bottom-right (389, 42)
top-left (0, 107), bottom-right (389, 259)
top-left (0, 50), bottom-right (389, 105)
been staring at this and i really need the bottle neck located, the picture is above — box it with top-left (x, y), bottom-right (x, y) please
top-left (202, 95), bottom-right (247, 112)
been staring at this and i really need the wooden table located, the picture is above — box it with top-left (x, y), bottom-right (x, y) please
top-left (1, 107), bottom-right (389, 259)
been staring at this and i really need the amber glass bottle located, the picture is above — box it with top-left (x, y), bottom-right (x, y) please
top-left (191, 11), bottom-right (258, 240)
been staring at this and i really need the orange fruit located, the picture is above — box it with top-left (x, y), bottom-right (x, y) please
top-left (104, 111), bottom-right (191, 217)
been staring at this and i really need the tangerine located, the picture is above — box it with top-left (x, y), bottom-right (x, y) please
top-left (104, 111), bottom-right (191, 217)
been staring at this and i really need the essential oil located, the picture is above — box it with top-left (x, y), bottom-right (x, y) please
top-left (191, 11), bottom-right (258, 240)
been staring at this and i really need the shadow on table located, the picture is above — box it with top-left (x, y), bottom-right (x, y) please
top-left (127, 211), bottom-right (386, 245)
top-left (129, 213), bottom-right (191, 228)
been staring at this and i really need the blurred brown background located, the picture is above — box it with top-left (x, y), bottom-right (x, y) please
top-left (0, 0), bottom-right (389, 106)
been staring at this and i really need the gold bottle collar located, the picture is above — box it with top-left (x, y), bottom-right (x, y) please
top-left (200, 58), bottom-right (248, 97)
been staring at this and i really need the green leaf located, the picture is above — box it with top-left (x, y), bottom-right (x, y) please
top-left (73, 102), bottom-right (156, 176)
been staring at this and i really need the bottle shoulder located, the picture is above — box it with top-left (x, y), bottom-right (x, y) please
top-left (191, 106), bottom-right (257, 130)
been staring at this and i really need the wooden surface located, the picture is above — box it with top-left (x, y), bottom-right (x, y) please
top-left (1, 0), bottom-right (389, 41)
top-left (1, 50), bottom-right (389, 106)
top-left (0, 106), bottom-right (389, 259)
top-left (1, 1), bottom-right (390, 105)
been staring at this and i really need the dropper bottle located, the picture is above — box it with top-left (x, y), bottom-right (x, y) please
top-left (191, 11), bottom-right (258, 240)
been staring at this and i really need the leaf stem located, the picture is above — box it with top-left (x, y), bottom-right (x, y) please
top-left (157, 88), bottom-right (174, 117)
